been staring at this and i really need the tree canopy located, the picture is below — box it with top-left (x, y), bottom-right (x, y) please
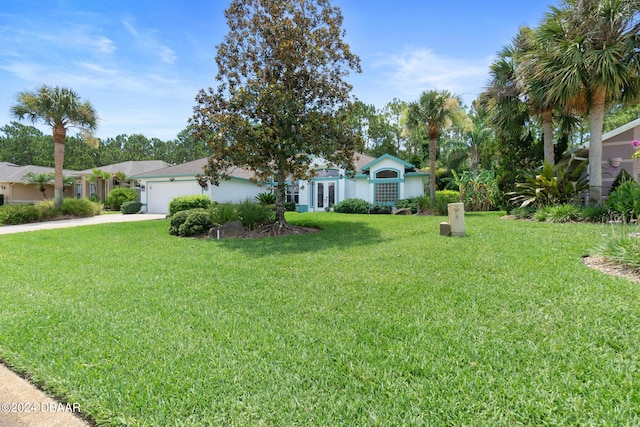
top-left (191, 0), bottom-right (362, 231)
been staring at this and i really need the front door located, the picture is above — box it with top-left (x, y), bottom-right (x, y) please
top-left (313, 181), bottom-right (336, 211)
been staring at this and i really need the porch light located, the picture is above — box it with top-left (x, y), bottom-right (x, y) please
top-left (609, 157), bottom-right (622, 168)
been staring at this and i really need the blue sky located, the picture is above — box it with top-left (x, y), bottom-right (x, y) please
top-left (0, 1), bottom-right (553, 140)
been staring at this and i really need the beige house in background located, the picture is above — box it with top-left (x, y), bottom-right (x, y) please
top-left (566, 117), bottom-right (640, 198)
top-left (0, 162), bottom-right (77, 204)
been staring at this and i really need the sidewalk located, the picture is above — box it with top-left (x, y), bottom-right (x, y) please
top-left (0, 213), bottom-right (166, 235)
top-left (0, 213), bottom-right (166, 426)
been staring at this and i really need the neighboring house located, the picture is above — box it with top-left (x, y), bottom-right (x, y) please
top-left (565, 118), bottom-right (640, 197)
top-left (77, 160), bottom-right (171, 202)
top-left (0, 162), bottom-right (78, 204)
top-left (131, 153), bottom-right (428, 214)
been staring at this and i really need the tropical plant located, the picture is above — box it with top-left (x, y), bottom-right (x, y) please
top-left (406, 90), bottom-right (467, 205)
top-left (451, 169), bottom-right (499, 212)
top-left (191, 0), bottom-right (362, 234)
top-left (255, 192), bottom-right (276, 205)
top-left (535, 0), bottom-right (640, 202)
top-left (610, 169), bottom-right (635, 194)
top-left (23, 172), bottom-right (54, 199)
top-left (508, 162), bottom-right (588, 208)
top-left (605, 180), bottom-right (640, 221)
top-left (236, 199), bottom-right (275, 230)
top-left (10, 85), bottom-right (98, 208)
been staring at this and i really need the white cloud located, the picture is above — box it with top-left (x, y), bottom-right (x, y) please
top-left (122, 19), bottom-right (177, 64)
top-left (371, 47), bottom-right (493, 106)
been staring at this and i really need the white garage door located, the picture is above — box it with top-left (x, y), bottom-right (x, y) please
top-left (146, 181), bottom-right (202, 214)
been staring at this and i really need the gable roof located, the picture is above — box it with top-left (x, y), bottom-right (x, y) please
top-left (130, 158), bottom-right (256, 180)
top-left (359, 153), bottom-right (415, 172)
top-left (79, 160), bottom-right (171, 177)
top-left (0, 162), bottom-right (81, 184)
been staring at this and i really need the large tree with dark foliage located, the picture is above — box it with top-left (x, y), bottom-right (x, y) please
top-left (191, 0), bottom-right (362, 234)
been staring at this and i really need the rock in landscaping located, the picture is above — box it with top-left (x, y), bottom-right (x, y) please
top-left (209, 220), bottom-right (246, 238)
top-left (394, 208), bottom-right (413, 215)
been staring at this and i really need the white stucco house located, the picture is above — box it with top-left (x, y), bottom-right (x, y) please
top-left (130, 153), bottom-right (428, 214)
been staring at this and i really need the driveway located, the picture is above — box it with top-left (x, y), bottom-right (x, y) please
top-left (0, 213), bottom-right (166, 235)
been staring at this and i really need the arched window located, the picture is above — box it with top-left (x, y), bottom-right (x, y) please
top-left (375, 169), bottom-right (398, 179)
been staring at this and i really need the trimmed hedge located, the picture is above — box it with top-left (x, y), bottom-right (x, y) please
top-left (0, 204), bottom-right (40, 225)
top-left (169, 208), bottom-right (212, 237)
top-left (60, 198), bottom-right (102, 217)
top-left (106, 187), bottom-right (138, 210)
top-left (121, 201), bottom-right (142, 215)
top-left (333, 198), bottom-right (370, 214)
top-left (169, 195), bottom-right (213, 216)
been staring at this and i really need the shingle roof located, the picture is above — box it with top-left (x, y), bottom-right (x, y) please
top-left (78, 160), bottom-right (171, 177)
top-left (0, 162), bottom-right (81, 183)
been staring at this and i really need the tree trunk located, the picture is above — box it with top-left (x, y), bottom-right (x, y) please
top-left (53, 125), bottom-right (67, 208)
top-left (588, 87), bottom-right (606, 204)
top-left (541, 108), bottom-right (554, 166)
top-left (429, 136), bottom-right (437, 206)
top-left (274, 170), bottom-right (288, 225)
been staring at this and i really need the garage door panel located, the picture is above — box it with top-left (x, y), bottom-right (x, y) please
top-left (147, 181), bottom-right (202, 214)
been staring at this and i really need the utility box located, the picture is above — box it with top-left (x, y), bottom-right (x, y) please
top-left (447, 203), bottom-right (465, 237)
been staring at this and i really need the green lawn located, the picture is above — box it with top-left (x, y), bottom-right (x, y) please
top-left (0, 213), bottom-right (639, 426)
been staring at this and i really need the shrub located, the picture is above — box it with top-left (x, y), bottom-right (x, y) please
top-left (508, 162), bottom-right (588, 208)
top-left (0, 204), bottom-right (40, 225)
top-left (534, 206), bottom-right (552, 222)
top-left (415, 196), bottom-right (431, 213)
top-left (610, 169), bottom-right (635, 194)
top-left (369, 204), bottom-right (392, 214)
top-left (333, 198), bottom-right (370, 214)
top-left (434, 190), bottom-right (462, 215)
top-left (88, 194), bottom-right (101, 203)
top-left (211, 203), bottom-right (240, 226)
top-left (106, 187), bottom-right (138, 211)
top-left (169, 195), bottom-right (213, 216)
top-left (255, 191), bottom-right (276, 204)
top-left (60, 198), bottom-right (101, 217)
top-left (395, 198), bottom-right (418, 213)
top-left (547, 203), bottom-right (580, 223)
top-left (236, 199), bottom-right (274, 230)
top-left (179, 210), bottom-right (213, 237)
top-left (284, 201), bottom-right (297, 212)
top-left (121, 201), bottom-right (142, 215)
top-left (579, 205), bottom-right (610, 223)
top-left (35, 200), bottom-right (58, 221)
top-left (605, 180), bottom-right (640, 221)
top-left (510, 205), bottom-right (536, 219)
top-left (169, 210), bottom-right (193, 235)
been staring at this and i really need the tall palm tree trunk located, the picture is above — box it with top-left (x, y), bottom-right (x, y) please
top-left (429, 136), bottom-right (437, 206)
top-left (53, 124), bottom-right (66, 208)
top-left (541, 108), bottom-right (554, 165)
top-left (588, 88), bottom-right (606, 204)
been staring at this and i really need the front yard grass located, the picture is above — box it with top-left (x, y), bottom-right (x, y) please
top-left (0, 213), bottom-right (639, 426)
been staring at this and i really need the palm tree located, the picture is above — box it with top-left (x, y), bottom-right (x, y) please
top-left (536, 0), bottom-right (640, 203)
top-left (407, 90), bottom-right (465, 205)
top-left (11, 85), bottom-right (98, 208)
top-left (23, 172), bottom-right (54, 199)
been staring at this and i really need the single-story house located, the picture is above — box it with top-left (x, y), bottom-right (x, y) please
top-left (565, 118), bottom-right (640, 197)
top-left (0, 162), bottom-right (78, 204)
top-left (77, 160), bottom-right (171, 201)
top-left (131, 153), bottom-right (428, 214)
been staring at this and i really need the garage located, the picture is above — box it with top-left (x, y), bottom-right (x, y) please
top-left (145, 180), bottom-right (203, 214)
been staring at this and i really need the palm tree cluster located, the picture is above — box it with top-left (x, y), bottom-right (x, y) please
top-left (482, 0), bottom-right (640, 204)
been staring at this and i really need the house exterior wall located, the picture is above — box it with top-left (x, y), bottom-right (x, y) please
top-left (601, 125), bottom-right (640, 196)
top-left (0, 183), bottom-right (75, 204)
top-left (207, 178), bottom-right (265, 203)
top-left (404, 176), bottom-right (427, 198)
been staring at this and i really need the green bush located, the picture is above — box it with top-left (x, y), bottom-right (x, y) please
top-left (510, 205), bottom-right (535, 219)
top-left (605, 180), bottom-right (640, 221)
top-left (534, 206), bottom-right (552, 222)
top-left (121, 201), bottom-right (142, 215)
top-left (0, 204), bottom-right (40, 225)
top-left (88, 194), bottom-right (101, 203)
top-left (395, 198), bottom-right (419, 213)
top-left (211, 203), bottom-right (240, 226)
top-left (179, 210), bottom-right (213, 237)
top-left (369, 205), bottom-right (392, 214)
top-left (547, 203), bottom-right (580, 223)
top-left (434, 190), bottom-right (462, 215)
top-left (169, 210), bottom-right (193, 236)
top-left (169, 195), bottom-right (213, 216)
top-left (284, 201), bottom-right (297, 212)
top-left (59, 198), bottom-right (101, 217)
top-left (579, 205), bottom-right (610, 223)
top-left (35, 200), bottom-right (58, 221)
top-left (255, 191), bottom-right (276, 204)
top-left (333, 198), bottom-right (370, 214)
top-left (106, 187), bottom-right (138, 211)
top-left (236, 199), bottom-right (274, 230)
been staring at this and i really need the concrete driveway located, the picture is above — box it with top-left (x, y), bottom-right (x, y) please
top-left (0, 213), bottom-right (166, 235)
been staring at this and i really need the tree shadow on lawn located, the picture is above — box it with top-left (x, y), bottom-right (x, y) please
top-left (215, 219), bottom-right (386, 257)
